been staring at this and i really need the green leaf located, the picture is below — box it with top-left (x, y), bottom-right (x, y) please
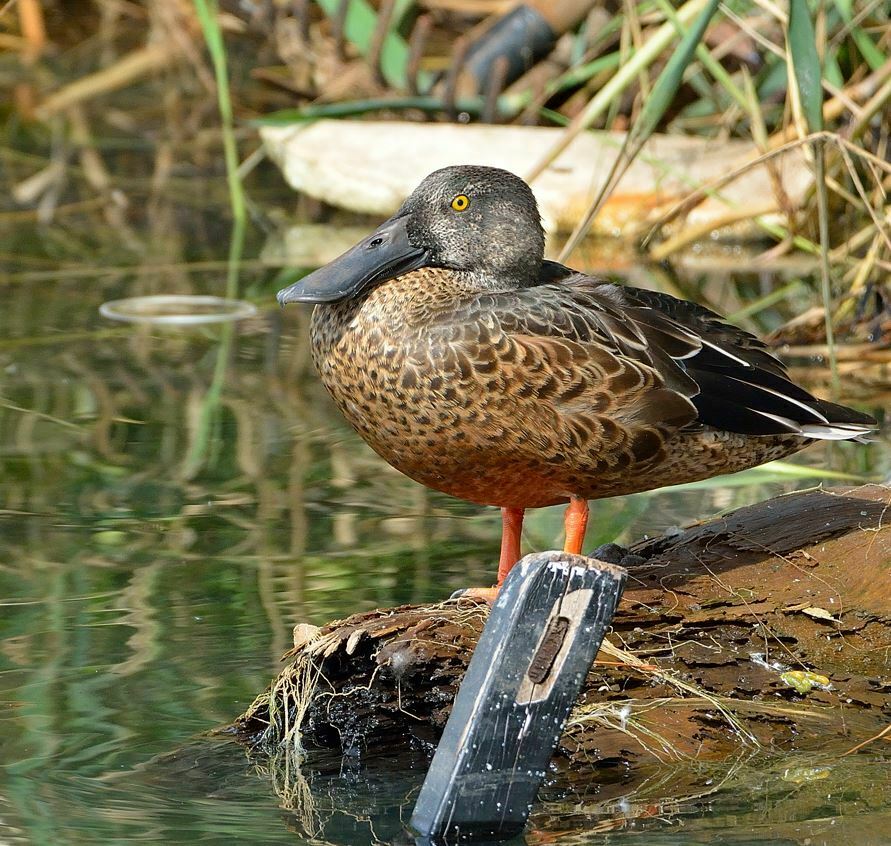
top-left (726, 279), bottom-right (809, 322)
top-left (254, 97), bottom-right (455, 124)
top-left (313, 0), bottom-right (430, 92)
top-left (823, 49), bottom-right (844, 89)
top-left (655, 0), bottom-right (747, 113)
top-left (528, 0), bottom-right (716, 181)
top-left (635, 0), bottom-right (721, 141)
top-left (788, 0), bottom-right (824, 132)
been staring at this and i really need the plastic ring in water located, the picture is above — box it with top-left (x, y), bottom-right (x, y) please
top-left (99, 295), bottom-right (258, 326)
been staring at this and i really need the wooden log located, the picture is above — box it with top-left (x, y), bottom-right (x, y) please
top-left (232, 485), bottom-right (890, 775)
top-left (260, 121), bottom-right (813, 238)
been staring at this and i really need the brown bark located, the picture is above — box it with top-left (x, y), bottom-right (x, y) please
top-left (233, 485), bottom-right (891, 770)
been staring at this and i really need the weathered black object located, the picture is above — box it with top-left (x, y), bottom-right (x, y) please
top-left (410, 551), bottom-right (627, 841)
top-left (461, 6), bottom-right (555, 95)
top-left (460, 0), bottom-right (599, 96)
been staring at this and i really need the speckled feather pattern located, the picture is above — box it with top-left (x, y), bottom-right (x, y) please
top-left (310, 268), bottom-right (806, 509)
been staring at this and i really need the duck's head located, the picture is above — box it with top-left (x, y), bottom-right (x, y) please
top-left (277, 165), bottom-right (544, 305)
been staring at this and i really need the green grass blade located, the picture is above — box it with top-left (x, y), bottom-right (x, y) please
top-left (832, 0), bottom-right (886, 72)
top-left (527, 0), bottom-right (713, 181)
top-left (756, 460), bottom-right (867, 481)
top-left (252, 51), bottom-right (625, 126)
top-left (655, 461), bottom-right (870, 493)
top-left (788, 0), bottom-right (825, 132)
top-left (645, 0), bottom-right (725, 137)
top-left (726, 279), bottom-right (809, 322)
top-left (787, 0), bottom-right (837, 388)
top-left (557, 0), bottom-right (719, 260)
top-left (193, 0), bottom-right (246, 237)
top-left (254, 97), bottom-right (465, 124)
top-left (814, 142), bottom-right (839, 393)
top-left (544, 51), bottom-right (624, 96)
top-left (254, 95), bottom-right (520, 124)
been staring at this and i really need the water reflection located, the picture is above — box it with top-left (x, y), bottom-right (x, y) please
top-left (1, 242), bottom-right (888, 843)
top-left (11, 733), bottom-right (884, 845)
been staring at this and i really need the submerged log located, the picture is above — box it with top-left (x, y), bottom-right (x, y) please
top-left (233, 485), bottom-right (890, 772)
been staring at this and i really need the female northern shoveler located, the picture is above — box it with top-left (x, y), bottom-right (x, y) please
top-left (277, 165), bottom-right (875, 596)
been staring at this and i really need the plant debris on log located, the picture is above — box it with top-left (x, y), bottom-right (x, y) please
top-left (232, 485), bottom-right (890, 772)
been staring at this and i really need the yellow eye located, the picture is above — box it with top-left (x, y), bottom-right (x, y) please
top-left (451, 194), bottom-right (470, 212)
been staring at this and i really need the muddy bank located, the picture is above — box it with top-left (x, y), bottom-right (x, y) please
top-left (233, 485), bottom-right (890, 772)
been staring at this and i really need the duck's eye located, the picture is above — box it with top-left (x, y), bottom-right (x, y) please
top-left (450, 194), bottom-right (470, 212)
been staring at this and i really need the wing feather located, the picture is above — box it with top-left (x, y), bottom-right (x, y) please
top-left (421, 270), bottom-right (875, 444)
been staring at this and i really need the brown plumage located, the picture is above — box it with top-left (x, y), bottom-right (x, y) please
top-left (278, 166), bottom-right (875, 590)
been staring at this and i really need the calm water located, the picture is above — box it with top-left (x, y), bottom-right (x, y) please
top-left (1, 177), bottom-right (889, 844)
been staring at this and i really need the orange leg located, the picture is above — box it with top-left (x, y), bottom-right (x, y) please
top-left (563, 496), bottom-right (589, 555)
top-left (496, 507), bottom-right (525, 585)
top-left (456, 507), bottom-right (524, 603)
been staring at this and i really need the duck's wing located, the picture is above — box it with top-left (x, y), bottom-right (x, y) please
top-left (413, 277), bottom-right (698, 454)
top-left (618, 284), bottom-right (876, 439)
top-left (404, 278), bottom-right (695, 471)
top-left (429, 273), bottom-right (874, 443)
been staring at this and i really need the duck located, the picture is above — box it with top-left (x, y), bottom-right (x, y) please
top-left (277, 165), bottom-right (876, 597)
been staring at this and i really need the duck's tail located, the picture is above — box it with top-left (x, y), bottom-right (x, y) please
top-left (793, 398), bottom-right (877, 443)
top-left (688, 367), bottom-right (877, 443)
top-left (561, 278), bottom-right (879, 444)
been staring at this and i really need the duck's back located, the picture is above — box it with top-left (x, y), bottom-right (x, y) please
top-left (308, 268), bottom-right (874, 508)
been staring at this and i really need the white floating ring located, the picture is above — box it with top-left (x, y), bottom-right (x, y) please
top-left (99, 295), bottom-right (258, 326)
